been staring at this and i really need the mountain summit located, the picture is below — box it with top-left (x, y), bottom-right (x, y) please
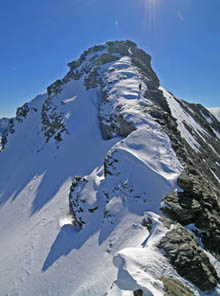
top-left (0, 40), bottom-right (220, 296)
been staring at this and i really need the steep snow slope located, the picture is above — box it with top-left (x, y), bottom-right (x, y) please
top-left (0, 41), bottom-right (220, 296)
top-left (209, 107), bottom-right (220, 121)
top-left (0, 81), bottom-right (120, 296)
top-left (160, 87), bottom-right (210, 153)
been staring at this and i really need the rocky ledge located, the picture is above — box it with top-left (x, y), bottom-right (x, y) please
top-left (159, 222), bottom-right (220, 291)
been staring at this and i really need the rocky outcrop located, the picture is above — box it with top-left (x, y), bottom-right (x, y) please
top-left (16, 103), bottom-right (30, 122)
top-left (103, 150), bottom-right (120, 177)
top-left (107, 40), bottom-right (137, 56)
top-left (69, 176), bottom-right (100, 229)
top-left (41, 97), bottom-right (67, 142)
top-left (159, 223), bottom-right (220, 291)
top-left (161, 171), bottom-right (220, 257)
top-left (67, 44), bottom-right (106, 71)
top-left (0, 118), bottom-right (14, 151)
top-left (161, 277), bottom-right (195, 296)
top-left (99, 114), bottom-right (136, 140)
top-left (47, 79), bottom-right (63, 96)
top-left (84, 69), bottom-right (99, 89)
top-left (96, 54), bottom-right (118, 66)
top-left (69, 176), bottom-right (89, 229)
top-left (133, 290), bottom-right (143, 296)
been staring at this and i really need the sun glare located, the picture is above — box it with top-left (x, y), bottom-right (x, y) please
top-left (142, 0), bottom-right (159, 26)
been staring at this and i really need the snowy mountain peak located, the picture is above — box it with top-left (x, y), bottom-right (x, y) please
top-left (1, 41), bottom-right (220, 296)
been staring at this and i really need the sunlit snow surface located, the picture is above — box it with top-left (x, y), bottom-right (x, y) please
top-left (1, 53), bottom-right (219, 296)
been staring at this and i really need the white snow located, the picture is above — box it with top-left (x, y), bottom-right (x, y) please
top-left (208, 107), bottom-right (220, 122)
top-left (62, 96), bottom-right (77, 104)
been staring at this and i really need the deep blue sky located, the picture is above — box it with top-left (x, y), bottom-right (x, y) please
top-left (0, 0), bottom-right (219, 118)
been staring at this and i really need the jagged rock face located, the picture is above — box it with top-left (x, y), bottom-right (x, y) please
top-left (159, 223), bottom-right (220, 291)
top-left (47, 79), bottom-right (63, 96)
top-left (16, 103), bottom-right (30, 122)
top-left (96, 54), bottom-right (119, 66)
top-left (41, 96), bottom-right (68, 143)
top-left (16, 102), bottom-right (38, 123)
top-left (161, 171), bottom-right (220, 257)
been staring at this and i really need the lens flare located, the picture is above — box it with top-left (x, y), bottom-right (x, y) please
top-left (142, 0), bottom-right (159, 28)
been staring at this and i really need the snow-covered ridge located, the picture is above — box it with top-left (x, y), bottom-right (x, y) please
top-left (0, 40), bottom-right (220, 296)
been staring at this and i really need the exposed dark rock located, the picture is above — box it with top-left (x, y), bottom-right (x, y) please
top-left (16, 103), bottom-right (30, 122)
top-left (88, 206), bottom-right (99, 213)
top-left (69, 176), bottom-right (88, 228)
top-left (117, 116), bottom-right (136, 137)
top-left (104, 151), bottom-right (120, 177)
top-left (161, 171), bottom-right (220, 257)
top-left (0, 118), bottom-right (15, 151)
top-left (141, 217), bottom-right (153, 232)
top-left (63, 69), bottom-right (82, 83)
top-left (84, 69), bottom-right (98, 89)
top-left (47, 79), bottom-right (63, 96)
top-left (96, 54), bottom-right (119, 66)
top-left (54, 132), bottom-right (63, 142)
top-left (41, 97), bottom-right (68, 142)
top-left (107, 40), bottom-right (137, 50)
top-left (99, 115), bottom-right (136, 140)
top-left (69, 176), bottom-right (101, 229)
top-left (67, 60), bottom-right (81, 71)
top-left (133, 289), bottom-right (143, 296)
top-left (107, 41), bottom-right (134, 56)
top-left (177, 171), bottom-right (193, 191)
top-left (159, 224), bottom-right (220, 291)
top-left (144, 89), bottom-right (170, 112)
top-left (161, 277), bottom-right (195, 296)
